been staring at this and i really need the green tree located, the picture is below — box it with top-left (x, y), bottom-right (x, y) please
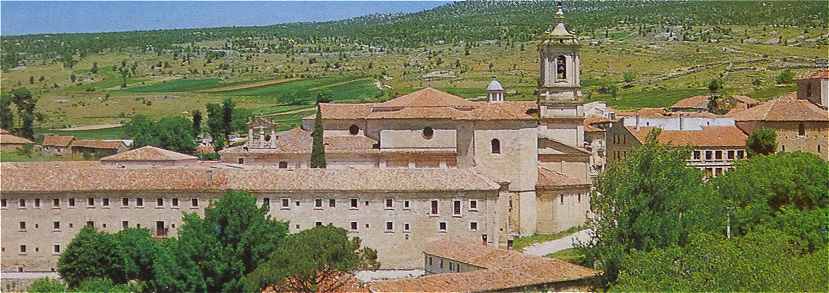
top-left (0, 94), bottom-right (14, 130)
top-left (27, 278), bottom-right (66, 293)
top-left (713, 152), bottom-right (828, 252)
top-left (10, 88), bottom-right (37, 139)
top-left (244, 225), bottom-right (379, 293)
top-left (206, 103), bottom-right (225, 148)
top-left (310, 101), bottom-right (326, 168)
top-left (124, 115), bottom-right (162, 148)
top-left (614, 229), bottom-right (828, 291)
top-left (622, 71), bottom-right (635, 87)
top-left (156, 117), bottom-right (196, 153)
top-left (57, 227), bottom-right (123, 287)
top-left (192, 110), bottom-right (202, 137)
top-left (222, 98), bottom-right (235, 141)
top-left (707, 78), bottom-right (722, 94)
top-left (115, 228), bottom-right (163, 283)
top-left (161, 191), bottom-right (288, 292)
top-left (91, 62), bottom-right (99, 74)
top-left (70, 73), bottom-right (77, 83)
top-left (746, 127), bottom-right (776, 156)
top-left (578, 129), bottom-right (723, 285)
top-left (75, 277), bottom-right (135, 293)
top-left (776, 69), bottom-right (794, 84)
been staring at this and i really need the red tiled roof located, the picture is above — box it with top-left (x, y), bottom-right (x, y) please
top-left (71, 139), bottom-right (126, 150)
top-left (616, 107), bottom-right (669, 118)
top-left (537, 166), bottom-right (590, 189)
top-left (626, 126), bottom-right (748, 147)
top-left (42, 135), bottom-right (75, 147)
top-left (0, 132), bottom-right (33, 145)
top-left (799, 69), bottom-right (829, 80)
top-left (220, 128), bottom-right (378, 155)
top-left (375, 88), bottom-right (476, 108)
top-left (671, 95), bottom-right (709, 109)
top-left (101, 146), bottom-right (197, 162)
top-left (728, 93), bottom-right (829, 122)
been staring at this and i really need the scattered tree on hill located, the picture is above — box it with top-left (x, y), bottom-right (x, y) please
top-left (29, 76), bottom-right (34, 84)
top-left (191, 110), bottom-right (202, 137)
top-left (222, 98), bottom-right (235, 142)
top-left (206, 103), bottom-right (225, 149)
top-left (91, 62), bottom-right (98, 74)
top-left (776, 69), bottom-right (795, 84)
top-left (622, 72), bottom-right (636, 87)
top-left (70, 73), bottom-right (77, 83)
top-left (310, 100), bottom-right (326, 168)
top-left (746, 127), bottom-right (777, 156)
top-left (10, 88), bottom-right (37, 139)
top-left (707, 78), bottom-right (722, 94)
top-left (578, 129), bottom-right (723, 285)
top-left (0, 94), bottom-right (13, 130)
top-left (124, 115), bottom-right (196, 153)
top-left (244, 225), bottom-right (380, 292)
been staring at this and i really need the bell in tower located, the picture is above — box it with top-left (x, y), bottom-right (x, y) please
top-left (538, 1), bottom-right (581, 103)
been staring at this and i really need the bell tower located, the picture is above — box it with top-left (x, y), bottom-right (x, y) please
top-left (538, 2), bottom-right (581, 102)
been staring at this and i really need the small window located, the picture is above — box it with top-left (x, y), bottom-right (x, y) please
top-left (403, 223), bottom-right (411, 232)
top-left (86, 221), bottom-right (94, 228)
top-left (87, 198), bottom-right (94, 207)
top-left (350, 198), bottom-right (359, 209)
top-left (693, 151), bottom-right (701, 160)
top-left (315, 198), bottom-right (323, 208)
top-left (491, 139), bottom-right (501, 154)
top-left (578, 193), bottom-right (582, 202)
top-left (430, 200), bottom-right (439, 215)
top-left (19, 199), bottom-right (26, 208)
top-left (34, 198), bottom-right (41, 208)
top-left (715, 151), bottom-right (722, 160)
top-left (736, 150), bottom-right (745, 159)
top-left (315, 222), bottom-right (323, 227)
top-left (329, 199), bottom-right (336, 207)
top-left (53, 244), bottom-right (61, 254)
top-left (727, 150), bottom-right (735, 160)
top-left (238, 158), bottom-right (245, 164)
top-left (350, 221), bottom-right (358, 231)
top-left (349, 125), bottom-right (360, 135)
top-left (69, 198), bottom-right (75, 207)
top-left (452, 200), bottom-right (462, 216)
top-left (385, 221), bottom-right (394, 232)
top-left (403, 200), bottom-right (411, 209)
top-left (19, 221), bottom-right (26, 230)
top-left (1, 199), bottom-right (6, 208)
top-left (705, 151), bottom-right (712, 160)
top-left (102, 198), bottom-right (109, 207)
top-left (136, 198), bottom-right (144, 207)
top-left (122, 221), bottom-right (129, 229)
top-left (385, 198), bottom-right (394, 209)
top-left (52, 198), bottom-right (60, 207)
top-left (560, 194), bottom-right (564, 205)
top-left (172, 198), bottom-right (179, 207)
top-left (798, 123), bottom-right (806, 136)
top-left (157, 198), bottom-right (164, 207)
top-left (470, 222), bottom-right (478, 231)
top-left (192, 198), bottom-right (199, 207)
top-left (20, 245), bottom-right (27, 253)
top-left (439, 222), bottom-right (447, 232)
top-left (469, 200), bottom-right (478, 211)
top-left (122, 198), bottom-right (129, 207)
top-left (423, 127), bottom-right (434, 139)
top-left (278, 161), bottom-right (288, 168)
top-left (53, 221), bottom-right (60, 230)
top-left (281, 198), bottom-right (290, 208)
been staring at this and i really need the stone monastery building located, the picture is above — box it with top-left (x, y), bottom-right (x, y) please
top-left (1, 7), bottom-right (593, 272)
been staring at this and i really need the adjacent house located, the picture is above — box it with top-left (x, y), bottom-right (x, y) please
top-left (41, 135), bottom-right (75, 155)
top-left (0, 129), bottom-right (33, 151)
top-left (69, 139), bottom-right (128, 158)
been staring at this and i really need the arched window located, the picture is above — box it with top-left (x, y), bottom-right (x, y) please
top-left (556, 55), bottom-right (567, 80)
top-left (491, 139), bottom-right (501, 154)
top-left (349, 124), bottom-right (360, 135)
top-left (423, 127), bottom-right (434, 139)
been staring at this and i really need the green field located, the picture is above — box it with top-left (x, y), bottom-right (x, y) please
top-left (35, 127), bottom-right (126, 140)
top-left (125, 78), bottom-right (222, 93)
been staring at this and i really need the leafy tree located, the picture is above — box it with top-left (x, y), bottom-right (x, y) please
top-left (713, 152), bottom-right (828, 252)
top-left (70, 73), bottom-right (77, 83)
top-left (310, 101), bottom-right (326, 168)
top-left (58, 227), bottom-right (123, 287)
top-left (0, 94), bottom-right (14, 130)
top-left (124, 115), bottom-right (162, 148)
top-left (746, 127), bottom-right (776, 156)
top-left (156, 117), bottom-right (196, 153)
top-left (91, 62), bottom-right (99, 74)
top-left (192, 110), bottom-right (202, 137)
top-left (622, 71), bottom-right (635, 86)
top-left (578, 129), bottom-right (723, 285)
top-left (206, 103), bottom-right (225, 148)
top-left (244, 225), bottom-right (379, 293)
top-left (222, 98), bottom-right (235, 141)
top-left (160, 191), bottom-right (288, 292)
top-left (776, 69), bottom-right (794, 84)
top-left (614, 229), bottom-right (828, 291)
top-left (75, 277), bottom-right (136, 293)
top-left (10, 88), bottom-right (37, 139)
top-left (280, 91), bottom-right (307, 106)
top-left (115, 228), bottom-right (163, 283)
top-left (28, 278), bottom-right (66, 292)
top-left (707, 78), bottom-right (722, 94)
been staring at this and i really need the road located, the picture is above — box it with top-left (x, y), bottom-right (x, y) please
top-left (522, 229), bottom-right (593, 256)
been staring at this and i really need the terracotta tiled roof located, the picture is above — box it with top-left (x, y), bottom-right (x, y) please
top-left (318, 103), bottom-right (374, 120)
top-left (727, 93), bottom-right (829, 122)
top-left (42, 135), bottom-right (75, 147)
top-left (583, 116), bottom-right (611, 132)
top-left (732, 95), bottom-right (760, 106)
top-left (462, 101), bottom-right (537, 121)
top-left (376, 88), bottom-right (476, 108)
top-left (537, 166), bottom-right (589, 189)
top-left (71, 139), bottom-right (126, 150)
top-left (0, 131), bottom-right (33, 145)
top-left (799, 69), bottom-right (829, 80)
top-left (370, 239), bottom-right (597, 292)
top-left (1, 164), bottom-right (500, 193)
top-left (671, 95), bottom-right (710, 109)
top-left (220, 128), bottom-right (378, 155)
top-left (101, 146), bottom-right (197, 162)
top-left (263, 273), bottom-right (369, 293)
top-left (616, 107), bottom-right (669, 118)
top-left (626, 126), bottom-right (748, 147)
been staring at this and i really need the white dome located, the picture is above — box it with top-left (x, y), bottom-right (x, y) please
top-left (487, 79), bottom-right (504, 91)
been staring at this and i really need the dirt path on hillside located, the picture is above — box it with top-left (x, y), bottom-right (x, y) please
top-left (307, 78), bottom-right (371, 91)
top-left (52, 124), bottom-right (122, 131)
top-left (199, 78), bottom-right (302, 93)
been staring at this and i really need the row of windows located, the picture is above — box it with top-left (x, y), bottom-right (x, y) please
top-left (331, 220), bottom-right (478, 233)
top-left (1, 197), bottom-right (200, 209)
top-left (691, 149), bottom-right (745, 161)
top-left (16, 220), bottom-right (174, 233)
top-left (270, 198), bottom-right (480, 215)
top-left (427, 256), bottom-right (464, 273)
top-left (10, 244), bottom-right (61, 255)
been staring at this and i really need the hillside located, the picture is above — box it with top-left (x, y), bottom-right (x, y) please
top-left (0, 0), bottom-right (826, 137)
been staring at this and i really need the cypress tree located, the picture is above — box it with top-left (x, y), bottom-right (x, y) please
top-left (310, 101), bottom-right (326, 168)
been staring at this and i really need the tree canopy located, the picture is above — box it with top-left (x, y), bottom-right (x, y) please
top-left (124, 115), bottom-right (196, 153)
top-left (746, 127), bottom-right (777, 156)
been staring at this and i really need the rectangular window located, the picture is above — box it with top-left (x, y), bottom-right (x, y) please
top-left (87, 197), bottom-right (94, 207)
top-left (69, 198), bottom-right (75, 207)
top-left (737, 150), bottom-right (745, 159)
top-left (715, 151), bottom-right (722, 160)
top-left (403, 200), bottom-right (411, 210)
top-left (86, 221), bottom-right (94, 228)
top-left (403, 223), bottom-right (411, 233)
top-left (469, 200), bottom-right (478, 211)
top-left (705, 151), bottom-right (712, 160)
top-left (439, 222), bottom-right (447, 232)
top-left (101, 198), bottom-right (109, 207)
top-left (278, 161), bottom-right (288, 168)
top-left (693, 150), bottom-right (701, 160)
top-left (329, 199), bottom-right (336, 208)
top-left (122, 221), bottom-right (129, 229)
top-left (172, 198), bottom-right (180, 207)
top-left (34, 198), bottom-right (40, 208)
top-left (53, 221), bottom-right (60, 230)
top-left (385, 221), bottom-right (394, 232)
top-left (470, 221), bottom-right (478, 231)
top-left (156, 198), bottom-right (164, 207)
top-left (19, 199), bottom-right (26, 208)
top-left (350, 221), bottom-right (358, 231)
top-left (20, 245), bottom-right (26, 253)
top-left (727, 150), bottom-right (735, 160)
top-left (315, 198), bottom-right (323, 208)
top-left (53, 244), bottom-right (60, 254)
top-left (430, 200), bottom-right (439, 215)
top-left (122, 198), bottom-right (129, 207)
top-left (560, 194), bottom-right (565, 205)
top-left (136, 198), bottom-right (144, 207)
top-left (281, 198), bottom-right (290, 209)
top-left (798, 123), bottom-right (806, 136)
top-left (192, 198), bottom-right (199, 207)
top-left (1, 199), bottom-right (6, 208)
top-left (53, 198), bottom-right (60, 208)
top-left (453, 200), bottom-right (462, 216)
top-left (315, 222), bottom-right (323, 227)
top-left (19, 221), bottom-right (26, 230)
top-left (350, 198), bottom-right (358, 209)
top-left (385, 198), bottom-right (394, 209)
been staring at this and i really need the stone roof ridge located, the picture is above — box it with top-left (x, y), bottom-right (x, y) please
top-left (374, 88), bottom-right (476, 109)
top-left (101, 146), bottom-right (197, 161)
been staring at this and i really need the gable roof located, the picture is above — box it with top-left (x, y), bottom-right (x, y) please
top-left (101, 146), bottom-right (197, 162)
top-left (626, 126), bottom-right (748, 147)
top-left (42, 135), bottom-right (75, 147)
top-left (799, 69), bottom-right (829, 80)
top-left (671, 95), bottom-right (710, 109)
top-left (375, 88), bottom-right (476, 109)
top-left (71, 139), bottom-right (126, 150)
top-left (220, 128), bottom-right (378, 155)
top-left (537, 166), bottom-right (590, 189)
top-left (0, 130), bottom-right (33, 145)
top-left (728, 93), bottom-right (829, 122)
